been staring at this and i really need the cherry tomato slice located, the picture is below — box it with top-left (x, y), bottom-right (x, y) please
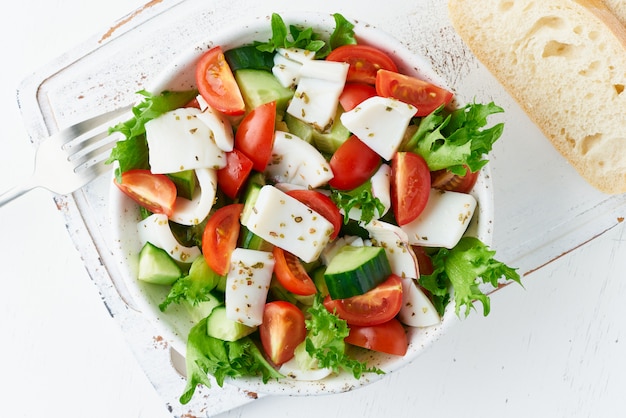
top-left (345, 318), bottom-right (408, 356)
top-left (114, 169), bottom-right (177, 217)
top-left (391, 152), bottom-right (431, 226)
top-left (217, 149), bottom-right (254, 199)
top-left (286, 189), bottom-right (342, 240)
top-left (195, 46), bottom-right (245, 116)
top-left (202, 203), bottom-right (244, 276)
top-left (323, 274), bottom-right (403, 326)
top-left (431, 166), bottom-right (479, 194)
top-left (326, 44), bottom-right (398, 85)
top-left (272, 247), bottom-right (317, 296)
top-left (329, 135), bottom-right (381, 191)
top-left (259, 301), bottom-right (307, 366)
top-left (375, 69), bottom-right (454, 117)
top-left (339, 82), bottom-right (377, 111)
top-left (412, 245), bottom-right (434, 276)
top-left (235, 100), bottom-right (276, 172)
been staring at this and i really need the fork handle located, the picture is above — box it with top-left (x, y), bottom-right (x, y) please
top-left (0, 180), bottom-right (38, 208)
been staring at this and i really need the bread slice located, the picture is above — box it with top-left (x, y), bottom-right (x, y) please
top-left (448, 0), bottom-right (626, 194)
top-left (603, 0), bottom-right (626, 27)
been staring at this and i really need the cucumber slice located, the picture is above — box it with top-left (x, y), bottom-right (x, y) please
top-left (137, 242), bottom-right (183, 285)
top-left (167, 170), bottom-right (197, 200)
top-left (187, 255), bottom-right (221, 292)
top-left (225, 45), bottom-right (275, 72)
top-left (323, 245), bottom-right (391, 299)
top-left (206, 306), bottom-right (257, 341)
top-left (215, 274), bottom-right (227, 293)
top-left (284, 112), bottom-right (315, 144)
top-left (239, 225), bottom-right (273, 251)
top-left (240, 172), bottom-right (265, 225)
top-left (312, 266), bottom-right (329, 297)
top-left (311, 107), bottom-right (351, 154)
top-left (284, 107), bottom-right (351, 152)
top-left (235, 69), bottom-right (294, 114)
top-left (184, 291), bottom-right (222, 323)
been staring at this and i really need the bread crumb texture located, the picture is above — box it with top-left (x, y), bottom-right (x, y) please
top-left (448, 0), bottom-right (626, 194)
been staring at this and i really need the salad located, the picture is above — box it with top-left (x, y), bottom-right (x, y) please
top-left (106, 12), bottom-right (521, 404)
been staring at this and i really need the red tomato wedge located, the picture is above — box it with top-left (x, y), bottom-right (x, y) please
top-left (272, 247), bottom-right (317, 296)
top-left (391, 152), bottom-right (431, 226)
top-left (286, 189), bottom-right (342, 240)
top-left (259, 300), bottom-right (306, 366)
top-left (345, 318), bottom-right (408, 356)
top-left (114, 169), bottom-right (177, 217)
top-left (235, 100), bottom-right (276, 172)
top-left (195, 46), bottom-right (245, 116)
top-left (412, 245), bottom-right (434, 276)
top-left (375, 69), bottom-right (454, 116)
top-left (339, 82), bottom-right (377, 111)
top-left (217, 149), bottom-right (254, 199)
top-left (329, 135), bottom-right (381, 191)
top-left (431, 166), bottom-right (479, 194)
top-left (323, 274), bottom-right (403, 326)
top-left (259, 301), bottom-right (307, 366)
top-left (202, 203), bottom-right (244, 276)
top-left (326, 44), bottom-right (398, 85)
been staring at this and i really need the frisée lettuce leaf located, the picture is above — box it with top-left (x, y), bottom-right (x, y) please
top-left (180, 317), bottom-right (283, 404)
top-left (402, 101), bottom-right (504, 176)
top-left (418, 236), bottom-right (521, 318)
top-left (330, 180), bottom-right (386, 225)
top-left (158, 257), bottom-right (223, 312)
top-left (297, 295), bottom-right (384, 378)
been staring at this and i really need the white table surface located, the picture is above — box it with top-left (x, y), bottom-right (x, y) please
top-left (2, 1), bottom-right (626, 417)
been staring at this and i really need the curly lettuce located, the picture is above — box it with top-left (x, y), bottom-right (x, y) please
top-left (180, 318), bottom-right (283, 404)
top-left (419, 236), bottom-right (521, 317)
top-left (297, 295), bottom-right (383, 378)
top-left (402, 101), bottom-right (504, 175)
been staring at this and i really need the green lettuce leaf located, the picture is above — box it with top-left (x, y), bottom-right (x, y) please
top-left (159, 256), bottom-right (223, 312)
top-left (403, 101), bottom-right (504, 175)
top-left (300, 295), bottom-right (383, 379)
top-left (419, 237), bottom-right (521, 317)
top-left (326, 13), bottom-right (357, 54)
top-left (179, 318), bottom-right (283, 404)
top-left (106, 89), bottom-right (198, 181)
top-left (255, 12), bottom-right (356, 58)
top-left (330, 180), bottom-right (386, 225)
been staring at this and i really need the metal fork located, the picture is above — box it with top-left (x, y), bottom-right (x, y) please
top-left (0, 105), bottom-right (133, 207)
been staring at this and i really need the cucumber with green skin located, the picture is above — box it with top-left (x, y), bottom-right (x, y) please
top-left (137, 241), bottom-right (183, 285)
top-left (284, 107), bottom-right (351, 152)
top-left (235, 69), bottom-right (294, 114)
top-left (167, 170), bottom-right (197, 200)
top-left (240, 171), bottom-right (265, 226)
top-left (225, 45), bottom-right (275, 72)
top-left (206, 305), bottom-right (257, 341)
top-left (323, 245), bottom-right (391, 299)
top-left (239, 225), bottom-right (273, 251)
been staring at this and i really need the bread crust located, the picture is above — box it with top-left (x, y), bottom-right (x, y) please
top-left (601, 0), bottom-right (626, 28)
top-left (448, 0), bottom-right (626, 194)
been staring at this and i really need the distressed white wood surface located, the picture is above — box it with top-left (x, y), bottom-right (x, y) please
top-left (2, 0), bottom-right (626, 417)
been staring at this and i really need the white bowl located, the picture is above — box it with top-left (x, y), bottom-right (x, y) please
top-left (109, 11), bottom-right (494, 396)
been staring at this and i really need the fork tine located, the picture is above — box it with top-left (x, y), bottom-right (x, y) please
top-left (70, 136), bottom-right (118, 173)
top-left (80, 158), bottom-right (114, 179)
top-left (66, 129), bottom-right (120, 161)
top-left (54, 104), bottom-right (134, 146)
top-left (0, 104), bottom-right (135, 206)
